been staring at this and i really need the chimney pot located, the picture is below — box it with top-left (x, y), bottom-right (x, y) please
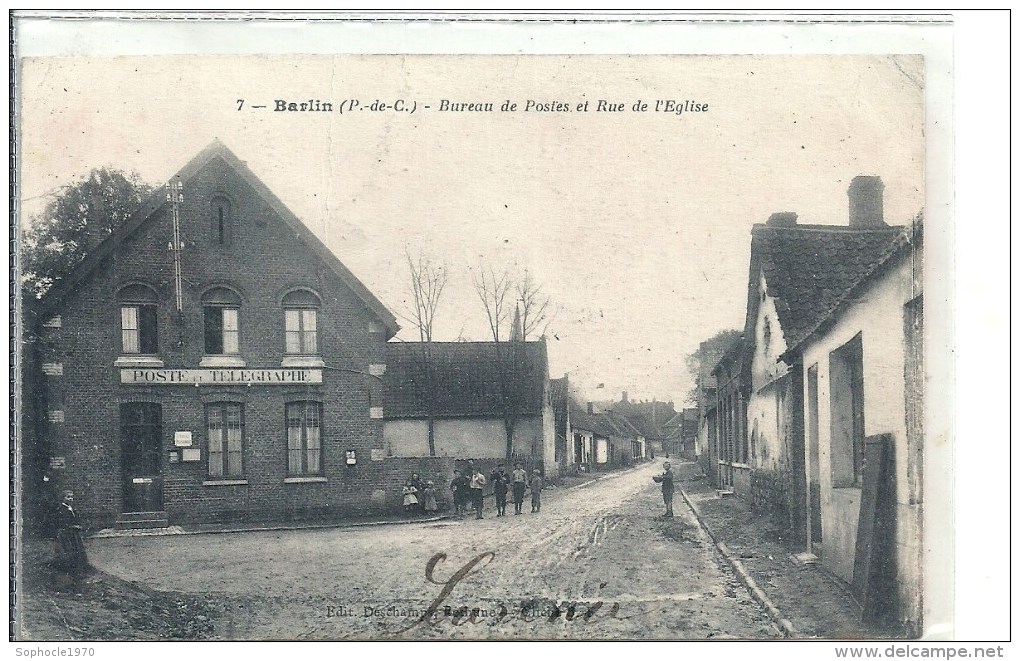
top-left (587, 402), bottom-right (594, 415)
top-left (848, 176), bottom-right (886, 227)
top-left (621, 391), bottom-right (628, 403)
top-left (766, 212), bottom-right (798, 227)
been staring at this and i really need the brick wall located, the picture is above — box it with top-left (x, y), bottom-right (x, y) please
top-left (31, 154), bottom-right (400, 527)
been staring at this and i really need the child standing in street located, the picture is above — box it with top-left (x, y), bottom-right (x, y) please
top-left (530, 469), bottom-right (544, 513)
top-left (511, 463), bottom-right (528, 515)
top-left (490, 463), bottom-right (509, 517)
top-left (422, 480), bottom-right (438, 515)
top-left (402, 480), bottom-right (419, 516)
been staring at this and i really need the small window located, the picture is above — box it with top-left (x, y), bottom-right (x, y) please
top-left (202, 287), bottom-right (242, 355)
top-left (282, 290), bottom-right (320, 355)
top-left (287, 401), bottom-right (323, 475)
top-left (211, 196), bottom-right (233, 247)
top-left (118, 284), bottom-right (158, 355)
top-left (207, 403), bottom-right (244, 478)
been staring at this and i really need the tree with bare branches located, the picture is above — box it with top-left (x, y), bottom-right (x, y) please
top-left (405, 250), bottom-right (448, 456)
top-left (515, 269), bottom-right (555, 341)
top-left (471, 264), bottom-right (554, 462)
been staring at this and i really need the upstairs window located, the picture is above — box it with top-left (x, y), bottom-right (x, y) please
top-left (282, 289), bottom-right (320, 355)
top-left (211, 196), bottom-right (233, 247)
top-left (202, 287), bottom-right (242, 355)
top-left (118, 284), bottom-right (158, 355)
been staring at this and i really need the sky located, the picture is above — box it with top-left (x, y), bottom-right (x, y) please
top-left (18, 54), bottom-right (924, 405)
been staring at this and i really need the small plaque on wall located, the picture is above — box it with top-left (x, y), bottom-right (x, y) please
top-left (370, 448), bottom-right (385, 461)
top-left (174, 431), bottom-right (193, 447)
top-left (181, 448), bottom-right (201, 462)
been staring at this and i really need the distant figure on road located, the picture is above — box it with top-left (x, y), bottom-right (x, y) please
top-left (422, 480), bottom-right (438, 515)
top-left (653, 461), bottom-right (675, 517)
top-left (530, 469), bottom-right (544, 513)
top-left (490, 463), bottom-right (509, 517)
top-left (52, 490), bottom-right (89, 586)
top-left (511, 463), bottom-right (528, 515)
top-left (469, 467), bottom-right (487, 519)
top-left (402, 480), bottom-right (420, 516)
top-left (450, 469), bottom-right (470, 517)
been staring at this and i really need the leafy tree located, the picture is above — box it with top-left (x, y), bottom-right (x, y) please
top-left (21, 168), bottom-right (155, 298)
top-left (685, 328), bottom-right (742, 405)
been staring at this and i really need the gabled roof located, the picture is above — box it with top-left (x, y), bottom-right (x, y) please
top-left (611, 399), bottom-right (677, 440)
top-left (745, 223), bottom-right (905, 353)
top-left (568, 399), bottom-right (617, 438)
top-left (782, 214), bottom-right (922, 357)
top-left (37, 139), bottom-right (400, 338)
top-left (384, 341), bottom-right (549, 419)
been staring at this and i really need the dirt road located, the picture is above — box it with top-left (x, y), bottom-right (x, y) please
top-left (87, 462), bottom-right (779, 640)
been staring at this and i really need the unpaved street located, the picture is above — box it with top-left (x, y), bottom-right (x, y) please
top-left (87, 462), bottom-right (779, 640)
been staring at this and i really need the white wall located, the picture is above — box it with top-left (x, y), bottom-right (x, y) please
top-left (799, 251), bottom-right (922, 628)
top-left (748, 271), bottom-right (793, 472)
top-left (384, 416), bottom-right (545, 459)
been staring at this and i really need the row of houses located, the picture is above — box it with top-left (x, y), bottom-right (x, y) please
top-left (692, 176), bottom-right (924, 634)
top-left (21, 140), bottom-right (679, 532)
top-left (22, 140), bottom-right (570, 530)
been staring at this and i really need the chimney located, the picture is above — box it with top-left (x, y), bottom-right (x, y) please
top-left (587, 402), bottom-right (594, 415)
top-left (621, 391), bottom-right (628, 403)
top-left (848, 176), bottom-right (886, 227)
top-left (766, 212), bottom-right (798, 227)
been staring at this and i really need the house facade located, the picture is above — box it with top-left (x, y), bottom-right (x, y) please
top-left (381, 341), bottom-right (557, 477)
top-left (26, 140), bottom-right (431, 529)
top-left (788, 218), bottom-right (923, 633)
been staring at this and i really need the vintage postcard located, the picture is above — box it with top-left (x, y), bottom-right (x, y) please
top-left (11, 13), bottom-right (967, 647)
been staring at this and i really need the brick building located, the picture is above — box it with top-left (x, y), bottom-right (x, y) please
top-left (24, 140), bottom-right (452, 529)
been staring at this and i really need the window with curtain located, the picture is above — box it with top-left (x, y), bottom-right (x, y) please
top-left (118, 284), bottom-right (158, 355)
top-left (286, 401), bottom-right (323, 475)
top-left (282, 289), bottom-right (320, 355)
top-left (207, 402), bottom-right (244, 478)
top-left (202, 287), bottom-right (242, 355)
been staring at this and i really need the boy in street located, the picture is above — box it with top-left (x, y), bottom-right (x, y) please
top-left (490, 463), bottom-right (509, 517)
top-left (653, 461), bottom-right (675, 517)
top-left (450, 469), bottom-right (469, 517)
top-left (469, 466), bottom-right (487, 519)
top-left (511, 462), bottom-right (528, 515)
top-left (530, 469), bottom-right (544, 513)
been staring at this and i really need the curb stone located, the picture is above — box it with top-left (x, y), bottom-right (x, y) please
top-left (679, 488), bottom-right (797, 638)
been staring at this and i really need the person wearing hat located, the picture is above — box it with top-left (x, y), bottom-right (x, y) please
top-left (52, 490), bottom-right (90, 586)
top-left (511, 462), bottom-right (528, 515)
top-left (530, 469), bottom-right (544, 513)
top-left (469, 466), bottom-right (487, 519)
top-left (489, 463), bottom-right (510, 517)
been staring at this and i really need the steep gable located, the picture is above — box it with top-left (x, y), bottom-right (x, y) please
top-left (36, 139), bottom-right (399, 338)
top-left (744, 224), bottom-right (905, 355)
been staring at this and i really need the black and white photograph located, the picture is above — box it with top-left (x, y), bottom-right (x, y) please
top-left (9, 11), bottom-right (1003, 651)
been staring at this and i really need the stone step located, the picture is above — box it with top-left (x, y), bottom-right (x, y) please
top-left (116, 511), bottom-right (169, 529)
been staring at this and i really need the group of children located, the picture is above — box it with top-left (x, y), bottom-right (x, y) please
top-left (450, 462), bottom-right (544, 519)
top-left (402, 463), bottom-right (546, 519)
top-left (401, 473), bottom-right (439, 516)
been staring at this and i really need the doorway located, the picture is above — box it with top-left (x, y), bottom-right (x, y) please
top-left (120, 402), bottom-right (164, 512)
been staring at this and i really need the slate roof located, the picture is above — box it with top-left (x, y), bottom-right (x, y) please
top-left (611, 400), bottom-right (678, 440)
top-left (568, 399), bottom-right (618, 438)
top-left (746, 224), bottom-right (906, 351)
top-left (384, 341), bottom-right (548, 419)
top-left (37, 139), bottom-right (400, 338)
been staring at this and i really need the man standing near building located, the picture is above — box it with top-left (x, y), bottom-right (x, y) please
top-left (653, 461), bottom-right (675, 517)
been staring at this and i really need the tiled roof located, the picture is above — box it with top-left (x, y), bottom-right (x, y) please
top-left (384, 341), bottom-right (548, 419)
top-left (747, 224), bottom-right (906, 349)
top-left (568, 399), bottom-right (618, 438)
top-left (611, 400), bottom-right (678, 440)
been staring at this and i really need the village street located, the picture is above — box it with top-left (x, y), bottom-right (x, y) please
top-left (86, 462), bottom-right (780, 640)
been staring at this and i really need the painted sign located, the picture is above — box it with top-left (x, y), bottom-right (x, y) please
top-left (174, 431), bottom-right (193, 447)
top-left (121, 368), bottom-right (323, 385)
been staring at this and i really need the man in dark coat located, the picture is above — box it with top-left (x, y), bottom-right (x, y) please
top-left (489, 463), bottom-right (509, 517)
top-left (450, 470), bottom-right (470, 516)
